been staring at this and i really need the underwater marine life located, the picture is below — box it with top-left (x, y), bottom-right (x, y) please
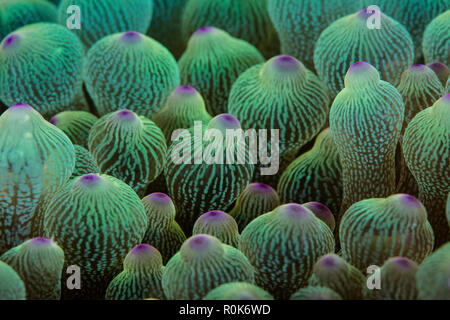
top-left (339, 194), bottom-right (434, 270)
top-left (83, 31), bottom-right (179, 118)
top-left (179, 27), bottom-right (264, 116)
top-left (1, 237), bottom-right (64, 300)
top-left (162, 234), bottom-right (255, 300)
top-left (240, 203), bottom-right (335, 299)
top-left (422, 10), bottom-right (450, 66)
top-left (330, 62), bottom-right (404, 216)
top-left (290, 286), bottom-right (342, 300)
top-left (50, 111), bottom-right (98, 149)
top-left (0, 104), bottom-right (75, 253)
top-left (0, 260), bottom-right (25, 300)
top-left (203, 282), bottom-right (273, 300)
top-left (309, 254), bottom-right (366, 300)
top-left (278, 128), bottom-right (342, 219)
top-left (0, 23), bottom-right (85, 118)
top-left (181, 0), bottom-right (279, 58)
top-left (268, 0), bottom-right (363, 71)
top-left (402, 94), bottom-right (450, 246)
top-left (314, 9), bottom-right (414, 96)
top-left (88, 109), bottom-right (167, 196)
top-left (0, 0), bottom-right (57, 41)
top-left (42, 174), bottom-right (148, 299)
top-left (364, 256), bottom-right (419, 300)
top-left (141, 193), bottom-right (186, 265)
top-left (58, 0), bottom-right (154, 48)
top-left (396, 64), bottom-right (444, 196)
top-left (193, 210), bottom-right (240, 248)
top-left (229, 183), bottom-right (280, 233)
top-left (416, 242), bottom-right (450, 300)
top-left (152, 86), bottom-right (212, 142)
top-left (105, 244), bottom-right (165, 300)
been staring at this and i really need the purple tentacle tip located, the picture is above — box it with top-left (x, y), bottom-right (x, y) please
top-left (79, 174), bottom-right (101, 186)
top-left (249, 183), bottom-right (274, 193)
top-left (31, 237), bottom-right (52, 245)
top-left (274, 55), bottom-right (298, 65)
top-left (194, 26), bottom-right (215, 35)
top-left (2, 34), bottom-right (20, 49)
top-left (175, 85), bottom-right (197, 95)
top-left (427, 62), bottom-right (446, 69)
top-left (348, 61), bottom-right (371, 72)
top-left (147, 192), bottom-right (172, 205)
top-left (115, 109), bottom-right (136, 121)
top-left (410, 64), bottom-right (427, 70)
top-left (188, 235), bottom-right (211, 250)
top-left (320, 255), bottom-right (337, 268)
top-left (131, 244), bottom-right (153, 255)
top-left (399, 194), bottom-right (422, 207)
top-left (49, 117), bottom-right (58, 125)
top-left (202, 210), bottom-right (227, 222)
top-left (121, 31), bottom-right (141, 43)
top-left (392, 257), bottom-right (413, 268)
top-left (10, 104), bottom-right (31, 110)
top-left (442, 94), bottom-right (450, 102)
top-left (217, 114), bottom-right (239, 126)
top-left (282, 203), bottom-right (309, 218)
top-left (357, 8), bottom-right (375, 19)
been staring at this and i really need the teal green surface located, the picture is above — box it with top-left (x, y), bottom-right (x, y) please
top-left (239, 203), bottom-right (335, 299)
top-left (83, 32), bottom-right (179, 118)
top-left (0, 105), bottom-right (75, 254)
top-left (162, 234), bottom-right (255, 300)
top-left (88, 110), bottom-right (167, 197)
top-left (179, 27), bottom-right (264, 116)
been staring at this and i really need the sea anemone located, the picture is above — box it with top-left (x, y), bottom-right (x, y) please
top-left (422, 10), bottom-right (450, 66)
top-left (330, 62), bottom-right (404, 216)
top-left (162, 234), bottom-right (255, 300)
top-left (396, 64), bottom-right (444, 197)
top-left (0, 0), bottom-right (57, 40)
top-left (83, 31), bottom-right (179, 118)
top-left (364, 256), bottom-right (419, 300)
top-left (0, 260), bottom-right (25, 300)
top-left (152, 86), bottom-right (212, 142)
top-left (105, 244), bottom-right (165, 300)
top-left (0, 104), bottom-right (75, 253)
top-left (416, 242), bottom-right (450, 300)
top-left (203, 282), bottom-right (273, 300)
top-left (268, 0), bottom-right (363, 71)
top-left (239, 203), bottom-right (335, 299)
top-left (0, 23), bottom-right (85, 118)
top-left (179, 27), bottom-right (264, 116)
top-left (402, 94), bottom-right (450, 246)
top-left (229, 183), bottom-right (280, 233)
top-left (193, 211), bottom-right (240, 247)
top-left (309, 254), bottom-right (366, 300)
top-left (1, 237), bottom-right (64, 299)
top-left (164, 114), bottom-right (254, 233)
top-left (88, 109), bottom-right (167, 196)
top-left (58, 0), bottom-right (154, 48)
top-left (314, 9), bottom-right (414, 96)
top-left (181, 0), bottom-right (279, 58)
top-left (141, 193), bottom-right (186, 265)
top-left (50, 111), bottom-right (98, 149)
top-left (41, 174), bottom-right (148, 299)
top-left (290, 286), bottom-right (342, 300)
top-left (278, 128), bottom-right (342, 218)
top-left (339, 194), bottom-right (434, 271)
